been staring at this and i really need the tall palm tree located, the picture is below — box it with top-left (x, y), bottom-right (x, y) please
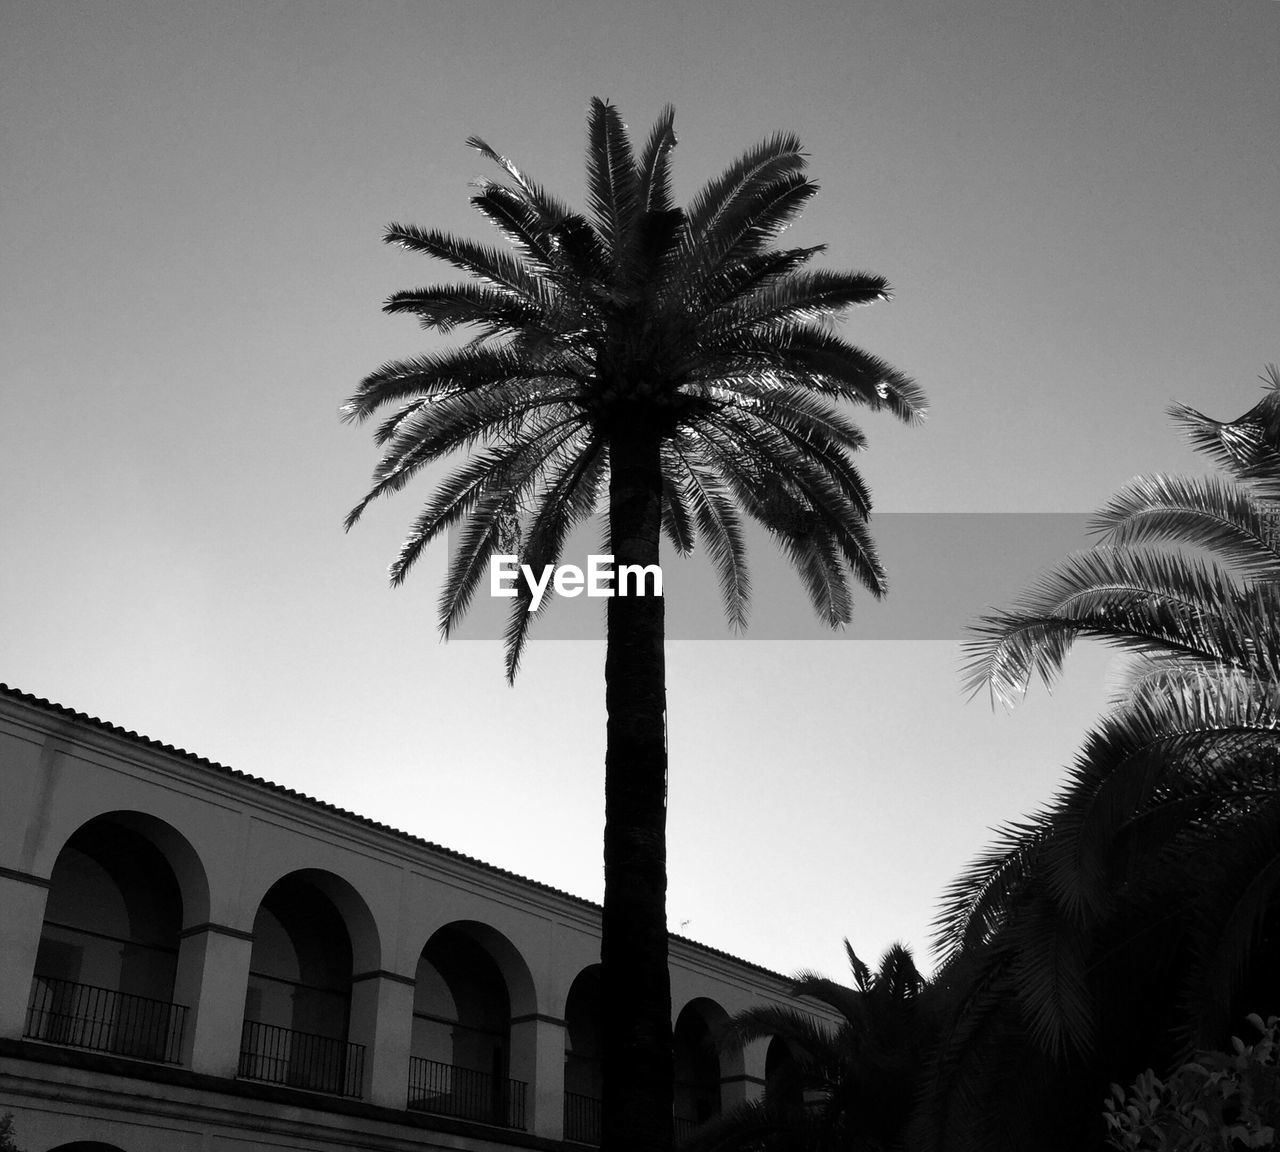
top-left (922, 370), bottom-right (1280, 1150)
top-left (343, 100), bottom-right (924, 1151)
top-left (684, 942), bottom-right (930, 1152)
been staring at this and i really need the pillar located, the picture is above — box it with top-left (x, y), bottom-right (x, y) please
top-left (0, 869), bottom-right (49, 1039)
top-left (174, 922), bottom-right (254, 1077)
top-left (511, 1012), bottom-right (566, 1138)
top-left (349, 969), bottom-right (416, 1109)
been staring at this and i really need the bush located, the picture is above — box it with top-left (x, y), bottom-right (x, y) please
top-left (0, 1113), bottom-right (22, 1152)
top-left (1105, 1016), bottom-right (1280, 1150)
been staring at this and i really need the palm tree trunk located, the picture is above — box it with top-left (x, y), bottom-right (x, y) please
top-left (601, 428), bottom-right (673, 1152)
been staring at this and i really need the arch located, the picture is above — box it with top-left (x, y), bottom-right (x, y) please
top-left (418, 919), bottom-right (538, 1018)
top-left (764, 1034), bottom-right (804, 1113)
top-left (28, 813), bottom-right (198, 1063)
top-left (407, 920), bottom-right (536, 1127)
top-left (46, 1144), bottom-right (130, 1152)
top-left (238, 870), bottom-right (375, 1096)
top-left (46, 1145), bottom-right (129, 1152)
top-left (673, 997), bottom-right (738, 1136)
top-left (244, 867), bottom-right (381, 974)
top-left (562, 964), bottom-right (603, 1143)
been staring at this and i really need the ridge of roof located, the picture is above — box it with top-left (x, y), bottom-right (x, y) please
top-left (0, 682), bottom-right (790, 984)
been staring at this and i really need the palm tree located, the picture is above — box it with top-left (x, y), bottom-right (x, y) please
top-left (343, 100), bottom-right (924, 1151)
top-left (922, 370), bottom-right (1280, 1150)
top-left (683, 942), bottom-right (930, 1152)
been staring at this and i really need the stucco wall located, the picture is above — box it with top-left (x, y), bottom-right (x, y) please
top-left (0, 688), bottom-right (838, 1151)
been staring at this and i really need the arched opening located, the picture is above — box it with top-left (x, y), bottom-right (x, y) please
top-left (408, 923), bottom-right (521, 1127)
top-left (563, 965), bottom-right (602, 1143)
top-left (238, 872), bottom-right (363, 1097)
top-left (674, 1001), bottom-right (724, 1139)
top-left (46, 1145), bottom-right (129, 1152)
top-left (765, 1035), bottom-right (804, 1115)
top-left (27, 815), bottom-right (191, 1063)
top-left (46, 1144), bottom-right (130, 1152)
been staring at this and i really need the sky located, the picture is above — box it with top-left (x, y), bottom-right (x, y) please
top-left (3, 0), bottom-right (1278, 983)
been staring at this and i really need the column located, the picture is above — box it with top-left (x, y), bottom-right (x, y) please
top-left (349, 969), bottom-right (416, 1109)
top-left (511, 1012), bottom-right (567, 1139)
top-left (174, 922), bottom-right (255, 1077)
top-left (730, 1037), bottom-right (769, 1107)
top-left (0, 868), bottom-right (50, 1039)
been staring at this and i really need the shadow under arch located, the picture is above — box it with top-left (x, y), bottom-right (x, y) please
top-left (764, 1033), bottom-right (804, 1112)
top-left (407, 919), bottom-right (539, 1128)
top-left (246, 867), bottom-right (381, 974)
top-left (563, 963), bottom-right (603, 1142)
top-left (29, 811), bottom-right (210, 1064)
top-left (239, 868), bottom-right (382, 1097)
top-left (422, 919), bottom-right (538, 1018)
top-left (46, 809), bottom-right (211, 928)
top-left (674, 996), bottom-right (741, 1136)
top-left (45, 1145), bottom-right (129, 1152)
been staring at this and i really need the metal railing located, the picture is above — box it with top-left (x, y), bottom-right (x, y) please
top-left (675, 1115), bottom-right (701, 1144)
top-left (407, 1057), bottom-right (527, 1129)
top-left (564, 1091), bottom-right (602, 1143)
top-left (24, 976), bottom-right (187, 1064)
top-left (559, 1096), bottom-right (703, 1146)
top-left (238, 1019), bottom-right (364, 1098)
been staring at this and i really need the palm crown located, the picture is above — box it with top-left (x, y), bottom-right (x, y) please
top-left (686, 941), bottom-right (929, 1152)
top-left (924, 370), bottom-right (1280, 1151)
top-left (343, 99), bottom-right (925, 678)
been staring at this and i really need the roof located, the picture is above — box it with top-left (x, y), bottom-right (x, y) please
top-left (0, 681), bottom-right (791, 984)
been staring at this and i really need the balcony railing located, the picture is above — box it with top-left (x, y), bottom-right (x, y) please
top-left (238, 1019), bottom-right (364, 1098)
top-left (675, 1115), bottom-right (701, 1144)
top-left (560, 1096), bottom-right (703, 1146)
top-left (407, 1057), bottom-right (527, 1129)
top-left (25, 976), bottom-right (187, 1064)
top-left (564, 1091), bottom-right (602, 1143)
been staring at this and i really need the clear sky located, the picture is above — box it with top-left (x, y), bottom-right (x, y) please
top-left (3, 0), bottom-right (1277, 981)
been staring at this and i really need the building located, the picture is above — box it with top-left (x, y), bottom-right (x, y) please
top-left (0, 685), bottom-right (823, 1151)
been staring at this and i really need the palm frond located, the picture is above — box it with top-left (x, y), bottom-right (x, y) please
top-left (1005, 897), bottom-right (1094, 1060)
top-left (963, 546), bottom-right (1254, 705)
top-left (683, 132), bottom-right (805, 249)
top-left (741, 326), bottom-right (927, 424)
top-left (501, 440), bottom-right (607, 681)
top-left (720, 1003), bottom-right (839, 1057)
top-left (707, 270), bottom-right (891, 338)
top-left (341, 342), bottom-right (582, 423)
top-left (383, 281), bottom-right (545, 337)
top-left (382, 222), bottom-right (551, 305)
top-left (585, 97), bottom-right (639, 259)
top-left (932, 816), bottom-right (1050, 968)
top-left (381, 416), bottom-right (587, 588)
top-left (668, 447), bottom-right (750, 630)
top-left (694, 407), bottom-right (886, 605)
top-left (1090, 472), bottom-right (1280, 582)
top-left (1171, 366), bottom-right (1280, 494)
top-left (1184, 802), bottom-right (1280, 1046)
top-left (465, 134), bottom-right (574, 226)
top-left (681, 175), bottom-right (820, 297)
top-left (685, 245), bottom-right (828, 320)
top-left (468, 181), bottom-right (562, 270)
top-left (660, 460), bottom-right (696, 555)
top-left (635, 103), bottom-right (677, 214)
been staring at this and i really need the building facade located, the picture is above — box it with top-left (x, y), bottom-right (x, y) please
top-left (0, 686), bottom-right (821, 1151)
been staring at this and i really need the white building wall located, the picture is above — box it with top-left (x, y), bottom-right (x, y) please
top-left (0, 688), bottom-right (837, 1151)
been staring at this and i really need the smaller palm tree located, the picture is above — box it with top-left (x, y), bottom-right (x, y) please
top-left (919, 369), bottom-right (1280, 1152)
top-left (682, 942), bottom-right (929, 1152)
